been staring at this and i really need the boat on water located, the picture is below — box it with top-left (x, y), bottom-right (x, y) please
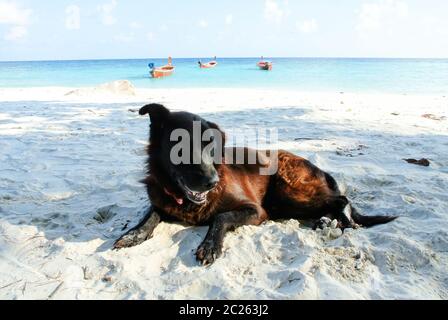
top-left (199, 57), bottom-right (218, 69)
top-left (257, 57), bottom-right (273, 71)
top-left (149, 57), bottom-right (175, 78)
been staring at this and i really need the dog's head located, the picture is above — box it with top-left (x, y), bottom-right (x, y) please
top-left (140, 104), bottom-right (225, 205)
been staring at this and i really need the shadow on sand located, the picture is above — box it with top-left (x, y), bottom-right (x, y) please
top-left (0, 99), bottom-right (447, 260)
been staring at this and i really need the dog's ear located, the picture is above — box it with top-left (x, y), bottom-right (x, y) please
top-left (139, 104), bottom-right (170, 122)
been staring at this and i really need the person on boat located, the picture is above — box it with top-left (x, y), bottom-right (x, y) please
top-left (198, 60), bottom-right (202, 67)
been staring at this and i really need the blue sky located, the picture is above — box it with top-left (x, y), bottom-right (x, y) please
top-left (1, 0), bottom-right (447, 61)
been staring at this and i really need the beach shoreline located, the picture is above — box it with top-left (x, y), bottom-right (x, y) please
top-left (0, 84), bottom-right (447, 299)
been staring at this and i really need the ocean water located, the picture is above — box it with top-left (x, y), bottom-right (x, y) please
top-left (0, 58), bottom-right (447, 94)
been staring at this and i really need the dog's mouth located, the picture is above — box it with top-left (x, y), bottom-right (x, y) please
top-left (186, 189), bottom-right (209, 205)
top-left (176, 179), bottom-right (210, 205)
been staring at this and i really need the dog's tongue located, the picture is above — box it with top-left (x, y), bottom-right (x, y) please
top-left (164, 188), bottom-right (183, 206)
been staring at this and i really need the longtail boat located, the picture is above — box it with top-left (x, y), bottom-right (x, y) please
top-left (199, 57), bottom-right (218, 69)
top-left (257, 57), bottom-right (273, 71)
top-left (149, 57), bottom-right (175, 78)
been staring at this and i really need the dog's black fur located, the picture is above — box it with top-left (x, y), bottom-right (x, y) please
top-left (115, 104), bottom-right (397, 265)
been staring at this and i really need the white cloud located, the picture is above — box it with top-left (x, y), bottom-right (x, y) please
top-left (97, 0), bottom-right (117, 26)
top-left (225, 14), bottom-right (233, 25)
top-left (356, 0), bottom-right (409, 34)
top-left (65, 5), bottom-right (80, 30)
top-left (264, 0), bottom-right (284, 23)
top-left (147, 32), bottom-right (155, 41)
top-left (4, 25), bottom-right (26, 40)
top-left (0, 1), bottom-right (31, 25)
top-left (0, 1), bottom-right (32, 41)
top-left (198, 19), bottom-right (208, 28)
top-left (297, 19), bottom-right (318, 34)
top-left (115, 32), bottom-right (134, 43)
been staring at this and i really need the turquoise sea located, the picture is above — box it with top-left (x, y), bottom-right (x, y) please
top-left (1, 58), bottom-right (447, 94)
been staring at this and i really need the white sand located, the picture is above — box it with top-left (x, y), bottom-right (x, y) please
top-left (0, 84), bottom-right (447, 300)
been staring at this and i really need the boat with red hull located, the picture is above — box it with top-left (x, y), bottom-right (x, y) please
top-left (257, 61), bottom-right (273, 71)
top-left (199, 61), bottom-right (218, 69)
top-left (149, 57), bottom-right (175, 78)
top-left (257, 57), bottom-right (273, 71)
top-left (199, 57), bottom-right (218, 69)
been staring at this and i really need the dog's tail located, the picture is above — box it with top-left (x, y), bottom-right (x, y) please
top-left (350, 205), bottom-right (397, 228)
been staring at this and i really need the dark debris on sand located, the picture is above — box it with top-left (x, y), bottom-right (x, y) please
top-left (404, 158), bottom-right (431, 167)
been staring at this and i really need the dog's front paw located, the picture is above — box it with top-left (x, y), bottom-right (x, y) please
top-left (313, 216), bottom-right (333, 230)
top-left (113, 229), bottom-right (151, 250)
top-left (196, 240), bottom-right (222, 266)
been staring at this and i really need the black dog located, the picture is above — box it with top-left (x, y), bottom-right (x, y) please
top-left (115, 104), bottom-right (396, 265)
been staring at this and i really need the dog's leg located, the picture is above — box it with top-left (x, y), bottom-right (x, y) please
top-left (114, 207), bottom-right (161, 249)
top-left (196, 205), bottom-right (266, 265)
top-left (310, 196), bottom-right (357, 230)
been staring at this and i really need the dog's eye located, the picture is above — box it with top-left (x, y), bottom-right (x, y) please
top-left (202, 136), bottom-right (215, 146)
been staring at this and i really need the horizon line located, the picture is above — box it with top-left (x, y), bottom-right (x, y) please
top-left (1, 56), bottom-right (448, 63)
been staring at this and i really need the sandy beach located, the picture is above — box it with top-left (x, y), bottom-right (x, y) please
top-left (0, 83), bottom-right (447, 299)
